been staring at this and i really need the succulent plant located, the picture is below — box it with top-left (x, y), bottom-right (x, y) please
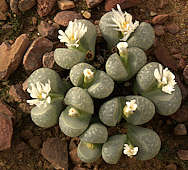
top-left (54, 19), bottom-right (97, 69)
top-left (106, 42), bottom-right (147, 81)
top-left (70, 63), bottom-right (114, 98)
top-left (99, 5), bottom-right (154, 50)
top-left (59, 87), bottom-right (94, 137)
top-left (99, 95), bottom-right (155, 126)
top-left (27, 68), bottom-right (67, 128)
top-left (77, 123), bottom-right (108, 163)
top-left (135, 62), bottom-right (182, 116)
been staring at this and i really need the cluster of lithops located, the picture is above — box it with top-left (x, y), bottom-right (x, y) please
top-left (26, 4), bottom-right (182, 165)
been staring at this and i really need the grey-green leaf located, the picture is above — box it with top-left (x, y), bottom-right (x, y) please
top-left (80, 123), bottom-right (108, 144)
top-left (64, 87), bottom-right (94, 114)
top-left (59, 106), bottom-right (91, 137)
top-left (127, 124), bottom-right (161, 160)
top-left (54, 48), bottom-right (85, 69)
top-left (102, 134), bottom-right (127, 164)
top-left (127, 22), bottom-right (155, 51)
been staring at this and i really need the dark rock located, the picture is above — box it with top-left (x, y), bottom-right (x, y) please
top-left (166, 163), bottom-right (177, 170)
top-left (18, 103), bottom-right (33, 114)
top-left (171, 105), bottom-right (188, 123)
top-left (20, 129), bottom-right (33, 140)
top-left (42, 51), bottom-right (55, 68)
top-left (154, 44), bottom-right (177, 71)
top-left (58, 0), bottom-right (75, 10)
top-left (23, 37), bottom-right (53, 72)
top-left (183, 65), bottom-right (188, 85)
top-left (177, 150), bottom-right (188, 160)
top-left (86, 0), bottom-right (103, 8)
top-left (170, 48), bottom-right (180, 55)
top-left (0, 113), bottom-right (13, 151)
top-left (18, 0), bottom-right (36, 12)
top-left (41, 138), bottom-right (68, 170)
top-left (69, 137), bottom-right (79, 151)
top-left (0, 0), bottom-right (8, 13)
top-left (14, 141), bottom-right (29, 152)
top-left (29, 136), bottom-right (42, 149)
top-left (174, 124), bottom-right (187, 136)
top-left (69, 148), bottom-right (82, 165)
top-left (154, 25), bottom-right (165, 36)
top-left (73, 167), bottom-right (88, 170)
top-left (105, 0), bottom-right (141, 11)
top-left (38, 21), bottom-right (59, 40)
top-left (152, 14), bottom-right (169, 25)
top-left (166, 23), bottom-right (180, 34)
top-left (0, 34), bottom-right (30, 80)
top-left (32, 17), bottom-right (37, 25)
top-left (54, 11), bottom-right (82, 27)
top-left (37, 0), bottom-right (56, 17)
top-left (10, 0), bottom-right (19, 14)
top-left (9, 83), bottom-right (30, 102)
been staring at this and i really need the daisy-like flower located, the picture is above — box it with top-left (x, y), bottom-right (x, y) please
top-left (117, 42), bottom-right (128, 55)
top-left (154, 65), bottom-right (176, 94)
top-left (123, 144), bottom-right (138, 158)
top-left (123, 99), bottom-right (137, 118)
top-left (68, 107), bottom-right (80, 117)
top-left (58, 19), bottom-right (87, 48)
top-left (27, 80), bottom-right (51, 108)
top-left (83, 68), bottom-right (94, 83)
top-left (110, 4), bottom-right (139, 41)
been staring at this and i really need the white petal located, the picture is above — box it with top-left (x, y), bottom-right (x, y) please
top-left (46, 96), bottom-right (51, 104)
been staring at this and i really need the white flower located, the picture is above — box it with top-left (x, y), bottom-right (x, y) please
top-left (117, 42), bottom-right (128, 55)
top-left (154, 65), bottom-right (176, 94)
top-left (27, 80), bottom-right (51, 107)
top-left (68, 107), bottom-right (80, 117)
top-left (58, 19), bottom-right (87, 48)
top-left (123, 99), bottom-right (137, 117)
top-left (123, 144), bottom-right (138, 158)
top-left (110, 4), bottom-right (139, 41)
top-left (83, 68), bottom-right (94, 81)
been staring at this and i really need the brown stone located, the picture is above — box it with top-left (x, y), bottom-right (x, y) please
top-left (69, 137), bottom-right (79, 151)
top-left (171, 105), bottom-right (188, 123)
top-left (0, 101), bottom-right (15, 118)
top-left (37, 0), bottom-right (56, 17)
top-left (41, 138), bottom-right (68, 170)
top-left (18, 0), bottom-right (36, 12)
top-left (38, 21), bottom-right (59, 40)
top-left (166, 163), bottom-right (177, 170)
top-left (20, 129), bottom-right (33, 140)
top-left (42, 51), bottom-right (55, 68)
top-left (18, 103), bottom-right (33, 114)
top-left (154, 44), bottom-right (177, 71)
top-left (29, 136), bottom-right (42, 149)
top-left (69, 148), bottom-right (82, 165)
top-left (177, 150), bottom-right (188, 160)
top-left (58, 0), bottom-right (75, 10)
top-left (0, 11), bottom-right (6, 20)
top-left (86, 0), bottom-right (103, 8)
top-left (154, 25), bottom-right (165, 36)
top-left (0, 113), bottom-right (13, 151)
top-left (166, 23), bottom-right (180, 34)
top-left (9, 83), bottom-right (30, 102)
top-left (174, 124), bottom-right (187, 136)
top-left (159, 0), bottom-right (168, 9)
top-left (0, 34), bottom-right (30, 80)
top-left (105, 0), bottom-right (141, 11)
top-left (10, 0), bottom-right (19, 14)
top-left (0, 0), bottom-right (8, 13)
top-left (178, 58), bottom-right (186, 70)
top-left (73, 167), bottom-right (88, 170)
top-left (183, 65), bottom-right (188, 85)
top-left (54, 11), bottom-right (82, 27)
top-left (23, 37), bottom-right (53, 72)
top-left (152, 14), bottom-right (169, 25)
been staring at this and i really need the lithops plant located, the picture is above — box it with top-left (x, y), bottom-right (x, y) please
top-left (99, 95), bottom-right (155, 126)
top-left (26, 68), bottom-right (67, 128)
top-left (59, 87), bottom-right (94, 137)
top-left (77, 123), bottom-right (108, 163)
top-left (70, 63), bottom-right (114, 99)
top-left (135, 62), bottom-right (182, 116)
top-left (99, 4), bottom-right (154, 50)
top-left (105, 42), bottom-right (147, 81)
top-left (126, 123), bottom-right (161, 160)
top-left (54, 19), bottom-right (97, 69)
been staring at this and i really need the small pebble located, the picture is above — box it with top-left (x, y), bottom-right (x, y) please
top-left (57, 0), bottom-right (75, 10)
top-left (82, 11), bottom-right (91, 19)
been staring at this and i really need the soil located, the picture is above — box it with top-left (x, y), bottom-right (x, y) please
top-left (0, 0), bottom-right (188, 170)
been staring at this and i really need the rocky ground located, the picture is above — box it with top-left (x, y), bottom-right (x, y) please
top-left (0, 0), bottom-right (188, 170)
